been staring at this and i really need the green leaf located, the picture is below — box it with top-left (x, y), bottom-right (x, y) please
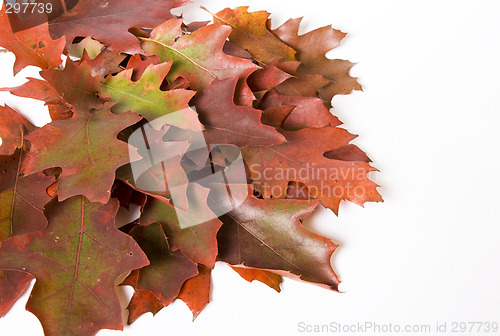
top-left (100, 62), bottom-right (202, 131)
top-left (141, 19), bottom-right (258, 92)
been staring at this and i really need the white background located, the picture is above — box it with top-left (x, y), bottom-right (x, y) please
top-left (1, 0), bottom-right (500, 335)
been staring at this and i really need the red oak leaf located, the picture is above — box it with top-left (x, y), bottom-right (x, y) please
top-left (259, 90), bottom-right (341, 130)
top-left (230, 266), bottom-right (282, 292)
top-left (0, 149), bottom-right (54, 240)
top-left (0, 105), bottom-right (35, 156)
top-left (177, 265), bottom-right (212, 320)
top-left (125, 286), bottom-right (164, 325)
top-left (0, 148), bottom-right (54, 317)
top-left (194, 78), bottom-right (285, 147)
top-left (80, 48), bottom-right (127, 78)
top-left (125, 54), bottom-right (161, 81)
top-left (272, 17), bottom-right (362, 106)
top-left (0, 6), bottom-right (382, 334)
top-left (0, 79), bottom-right (73, 121)
top-left (126, 223), bottom-right (198, 306)
top-left (116, 125), bottom-right (191, 208)
top-left (140, 195), bottom-right (222, 268)
top-left (141, 19), bottom-right (258, 93)
top-left (213, 187), bottom-right (340, 290)
top-left (1, 78), bottom-right (60, 104)
top-left (0, 6), bottom-right (65, 74)
top-left (243, 125), bottom-right (382, 214)
top-left (272, 60), bottom-right (331, 98)
top-left (125, 264), bottom-right (212, 323)
top-left (209, 6), bottom-right (297, 64)
top-left (248, 65), bottom-right (293, 93)
top-left (47, 0), bottom-right (189, 54)
top-left (0, 269), bottom-right (31, 318)
top-left (41, 59), bottom-right (102, 114)
top-left (22, 104), bottom-right (142, 203)
top-left (0, 196), bottom-right (149, 336)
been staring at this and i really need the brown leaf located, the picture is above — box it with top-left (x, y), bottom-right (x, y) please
top-left (41, 59), bottom-right (102, 113)
top-left (1, 78), bottom-right (60, 104)
top-left (0, 80), bottom-right (74, 121)
top-left (123, 264), bottom-right (211, 323)
top-left (47, 0), bottom-right (189, 54)
top-left (273, 61), bottom-right (331, 98)
top-left (272, 17), bottom-right (362, 106)
top-left (68, 36), bottom-right (104, 60)
top-left (230, 266), bottom-right (282, 292)
top-left (260, 90), bottom-right (341, 130)
top-left (210, 6), bottom-right (297, 64)
top-left (116, 126), bottom-right (191, 208)
top-left (214, 188), bottom-right (340, 290)
top-left (0, 270), bottom-right (32, 318)
top-left (80, 48), bottom-right (126, 78)
top-left (248, 65), bottom-right (293, 93)
top-left (194, 78), bottom-right (285, 148)
top-left (0, 149), bottom-right (54, 240)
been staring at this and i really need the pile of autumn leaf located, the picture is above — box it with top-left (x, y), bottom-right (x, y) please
top-left (0, 2), bottom-right (382, 336)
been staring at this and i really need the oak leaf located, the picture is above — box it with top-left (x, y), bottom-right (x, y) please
top-left (230, 266), bottom-right (282, 292)
top-left (0, 106), bottom-right (35, 156)
top-left (0, 148), bottom-right (54, 317)
top-left (47, 0), bottom-right (189, 54)
top-left (125, 54), bottom-right (161, 81)
top-left (248, 65), bottom-right (293, 91)
top-left (117, 125), bottom-right (191, 208)
top-left (210, 6), bottom-right (297, 64)
top-left (41, 60), bottom-right (102, 114)
top-left (272, 17), bottom-right (362, 106)
top-left (79, 48), bottom-right (127, 78)
top-left (0, 196), bottom-right (149, 336)
top-left (0, 148), bottom-right (54, 241)
top-left (0, 6), bottom-right (65, 74)
top-left (124, 264), bottom-right (211, 323)
top-left (272, 61), bottom-right (331, 98)
top-left (22, 104), bottom-right (142, 203)
top-left (0, 6), bottom-right (383, 333)
top-left (0, 79), bottom-right (73, 121)
top-left (125, 286), bottom-right (164, 325)
top-left (243, 125), bottom-right (382, 214)
top-left (1, 78), bottom-right (60, 105)
top-left (260, 90), bottom-right (341, 130)
top-left (100, 62), bottom-right (202, 131)
top-left (125, 223), bottom-right (198, 306)
top-left (141, 19), bottom-right (258, 93)
top-left (177, 265), bottom-right (212, 320)
top-left (214, 188), bottom-right (340, 290)
top-left (140, 196), bottom-right (222, 267)
top-left (68, 37), bottom-right (104, 60)
top-left (194, 78), bottom-right (285, 147)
